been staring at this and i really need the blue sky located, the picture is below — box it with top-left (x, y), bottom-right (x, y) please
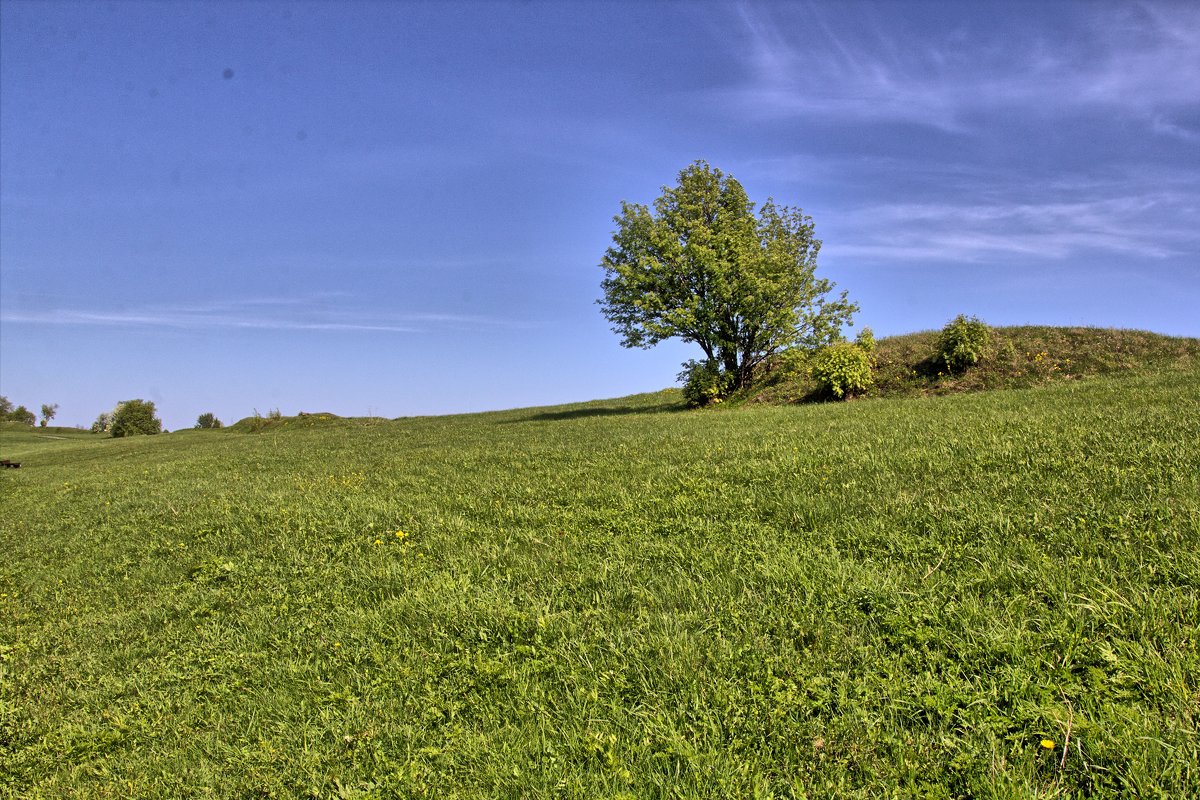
top-left (2, 1), bottom-right (1197, 430)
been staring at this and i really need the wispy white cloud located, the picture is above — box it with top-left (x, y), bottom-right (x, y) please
top-left (826, 189), bottom-right (1200, 264)
top-left (0, 296), bottom-right (539, 333)
top-left (1151, 115), bottom-right (1200, 144)
top-left (725, 1), bottom-right (1200, 133)
top-left (733, 148), bottom-right (1200, 265)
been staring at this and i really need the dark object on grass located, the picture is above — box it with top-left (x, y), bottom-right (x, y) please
top-left (1, 459), bottom-right (21, 469)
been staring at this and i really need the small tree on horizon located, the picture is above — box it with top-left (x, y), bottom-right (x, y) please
top-left (91, 411), bottom-right (113, 434)
top-left (195, 412), bottom-right (223, 429)
top-left (598, 161), bottom-right (857, 395)
top-left (40, 403), bottom-right (59, 427)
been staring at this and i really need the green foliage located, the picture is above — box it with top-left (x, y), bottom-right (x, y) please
top-left (0, 397), bottom-right (50, 426)
top-left (855, 326), bottom-right (877, 355)
top-left (810, 341), bottom-right (874, 398)
top-left (938, 314), bottom-right (991, 372)
top-left (90, 412), bottom-right (112, 434)
top-left (678, 359), bottom-right (733, 406)
top-left (599, 161), bottom-right (857, 389)
top-left (6, 404), bottom-right (36, 425)
top-left (110, 399), bottom-right (163, 438)
top-left (767, 347), bottom-right (811, 383)
top-left (195, 412), bottom-right (223, 430)
top-left (39, 403), bottom-right (58, 427)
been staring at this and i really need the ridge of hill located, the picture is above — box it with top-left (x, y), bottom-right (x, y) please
top-left (217, 326), bottom-right (1200, 433)
top-left (741, 325), bottom-right (1200, 406)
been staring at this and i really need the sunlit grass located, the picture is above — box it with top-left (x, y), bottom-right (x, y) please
top-left (2, 365), bottom-right (1198, 797)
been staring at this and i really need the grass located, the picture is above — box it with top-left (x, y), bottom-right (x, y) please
top-left (2, 331), bottom-right (1199, 797)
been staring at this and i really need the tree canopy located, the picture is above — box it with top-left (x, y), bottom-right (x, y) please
top-left (195, 412), bottom-right (223, 429)
top-left (598, 161), bottom-right (857, 391)
top-left (40, 403), bottom-right (59, 427)
top-left (110, 399), bottom-right (162, 438)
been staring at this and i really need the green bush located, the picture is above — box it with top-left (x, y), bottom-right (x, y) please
top-left (679, 360), bottom-right (733, 407)
top-left (766, 348), bottom-right (810, 383)
top-left (110, 399), bottom-right (162, 438)
top-left (938, 315), bottom-right (990, 372)
top-left (195, 412), bottom-right (223, 429)
top-left (810, 342), bottom-right (873, 399)
top-left (854, 327), bottom-right (876, 355)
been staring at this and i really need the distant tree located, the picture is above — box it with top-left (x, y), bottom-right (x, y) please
top-left (0, 396), bottom-right (12, 418)
top-left (195, 412), bottom-right (223, 429)
top-left (110, 399), bottom-right (162, 438)
top-left (91, 411), bottom-right (114, 434)
top-left (8, 405), bottom-right (36, 426)
top-left (40, 403), bottom-right (59, 427)
top-left (599, 161), bottom-right (857, 394)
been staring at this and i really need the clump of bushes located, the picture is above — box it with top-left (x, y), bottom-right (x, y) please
top-left (0, 396), bottom-right (37, 426)
top-left (810, 341), bottom-right (874, 399)
top-left (938, 315), bottom-right (990, 372)
top-left (679, 359), bottom-right (734, 407)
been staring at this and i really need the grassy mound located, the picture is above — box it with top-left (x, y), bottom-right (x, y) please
top-left (744, 325), bottom-right (1200, 405)
top-left (226, 411), bottom-right (348, 433)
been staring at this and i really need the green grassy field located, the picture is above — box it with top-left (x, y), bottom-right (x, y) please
top-left (2, 335), bottom-right (1199, 798)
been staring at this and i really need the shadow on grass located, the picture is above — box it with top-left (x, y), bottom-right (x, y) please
top-left (511, 402), bottom-right (687, 423)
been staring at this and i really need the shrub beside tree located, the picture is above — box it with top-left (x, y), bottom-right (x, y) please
top-left (810, 340), bottom-right (874, 399)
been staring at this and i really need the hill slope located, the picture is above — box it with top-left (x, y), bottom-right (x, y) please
top-left (745, 325), bottom-right (1200, 404)
top-left (1, 339), bottom-right (1198, 797)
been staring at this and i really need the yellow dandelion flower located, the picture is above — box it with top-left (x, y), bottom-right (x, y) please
top-left (1040, 739), bottom-right (1055, 749)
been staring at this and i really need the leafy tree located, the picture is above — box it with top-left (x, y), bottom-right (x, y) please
top-left (91, 411), bottom-right (113, 434)
top-left (0, 396), bottom-right (12, 418)
top-left (8, 405), bottom-right (36, 426)
top-left (599, 161), bottom-right (857, 392)
top-left (40, 403), bottom-right (59, 427)
top-left (195, 412), bottom-right (223, 429)
top-left (110, 399), bottom-right (162, 438)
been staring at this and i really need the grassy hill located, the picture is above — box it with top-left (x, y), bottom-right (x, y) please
top-left (743, 325), bottom-right (1200, 405)
top-left (2, 329), bottom-right (1198, 797)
